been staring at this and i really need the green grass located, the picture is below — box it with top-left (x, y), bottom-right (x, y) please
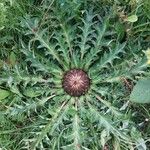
top-left (0, 0), bottom-right (150, 149)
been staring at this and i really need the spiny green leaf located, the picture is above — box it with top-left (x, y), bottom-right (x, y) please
top-left (23, 87), bottom-right (42, 98)
top-left (88, 103), bottom-right (131, 146)
top-left (91, 42), bottom-right (126, 73)
top-left (25, 20), bottom-right (67, 69)
top-left (79, 11), bottom-right (96, 60)
top-left (31, 100), bottom-right (70, 149)
top-left (84, 18), bottom-right (109, 69)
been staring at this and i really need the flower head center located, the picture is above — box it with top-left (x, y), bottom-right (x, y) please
top-left (62, 69), bottom-right (90, 97)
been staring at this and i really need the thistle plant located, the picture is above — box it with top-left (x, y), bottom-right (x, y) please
top-left (0, 9), bottom-right (148, 150)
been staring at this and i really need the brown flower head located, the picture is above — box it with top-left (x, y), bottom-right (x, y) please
top-left (62, 69), bottom-right (90, 96)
